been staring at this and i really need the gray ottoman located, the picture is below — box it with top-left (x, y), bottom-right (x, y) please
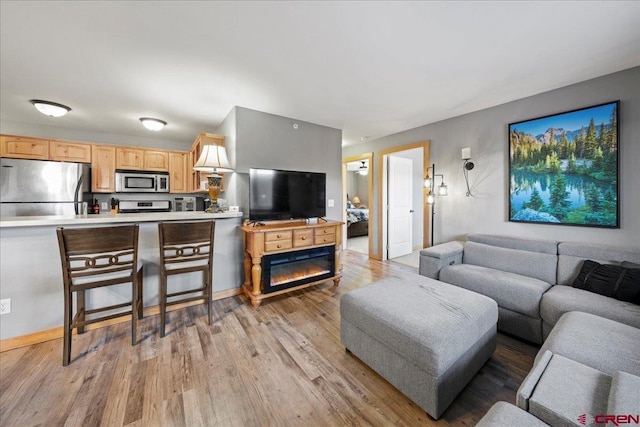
top-left (340, 273), bottom-right (498, 419)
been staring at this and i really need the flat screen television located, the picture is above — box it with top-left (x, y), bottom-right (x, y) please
top-left (249, 168), bottom-right (326, 221)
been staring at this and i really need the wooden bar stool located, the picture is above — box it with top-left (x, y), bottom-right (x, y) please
top-left (56, 224), bottom-right (144, 366)
top-left (158, 220), bottom-right (215, 337)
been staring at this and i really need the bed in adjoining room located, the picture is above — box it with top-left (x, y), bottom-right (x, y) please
top-left (347, 207), bottom-right (369, 238)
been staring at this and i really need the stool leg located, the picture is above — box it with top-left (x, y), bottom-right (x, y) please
top-left (77, 290), bottom-right (86, 334)
top-left (206, 268), bottom-right (212, 326)
top-left (160, 274), bottom-right (167, 337)
top-left (63, 289), bottom-right (72, 366)
top-left (137, 267), bottom-right (144, 320)
top-left (131, 278), bottom-right (138, 346)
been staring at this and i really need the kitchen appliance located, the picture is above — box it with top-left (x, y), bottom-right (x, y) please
top-left (115, 170), bottom-right (169, 193)
top-left (174, 196), bottom-right (196, 212)
top-left (118, 199), bottom-right (171, 213)
top-left (0, 158), bottom-right (90, 216)
top-left (174, 196), bottom-right (206, 212)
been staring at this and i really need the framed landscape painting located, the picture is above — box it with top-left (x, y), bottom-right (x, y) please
top-left (509, 101), bottom-right (619, 228)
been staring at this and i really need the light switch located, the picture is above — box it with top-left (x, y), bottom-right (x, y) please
top-left (327, 199), bottom-right (335, 207)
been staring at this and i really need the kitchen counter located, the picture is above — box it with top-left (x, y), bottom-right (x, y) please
top-left (0, 211), bottom-right (245, 343)
top-left (0, 211), bottom-right (242, 228)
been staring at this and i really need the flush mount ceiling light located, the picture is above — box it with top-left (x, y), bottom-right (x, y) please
top-left (30, 100), bottom-right (71, 117)
top-left (139, 117), bottom-right (167, 131)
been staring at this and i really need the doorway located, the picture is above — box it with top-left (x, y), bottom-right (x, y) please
top-left (342, 153), bottom-right (373, 256)
top-left (379, 141), bottom-right (430, 262)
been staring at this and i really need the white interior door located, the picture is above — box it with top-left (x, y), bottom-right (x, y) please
top-left (387, 155), bottom-right (413, 259)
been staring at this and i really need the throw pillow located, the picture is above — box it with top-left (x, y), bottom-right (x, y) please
top-left (621, 260), bottom-right (640, 268)
top-left (572, 260), bottom-right (640, 304)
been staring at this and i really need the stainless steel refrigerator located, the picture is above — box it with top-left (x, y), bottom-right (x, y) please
top-left (0, 158), bottom-right (91, 216)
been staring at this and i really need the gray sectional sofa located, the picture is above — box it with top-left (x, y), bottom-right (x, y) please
top-left (419, 233), bottom-right (640, 425)
top-left (419, 233), bottom-right (640, 344)
top-left (479, 311), bottom-right (640, 426)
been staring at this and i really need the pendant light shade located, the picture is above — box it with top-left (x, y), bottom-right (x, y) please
top-left (30, 100), bottom-right (71, 117)
top-left (139, 117), bottom-right (167, 131)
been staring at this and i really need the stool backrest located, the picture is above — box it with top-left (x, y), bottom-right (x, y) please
top-left (57, 224), bottom-right (140, 288)
top-left (158, 221), bottom-right (215, 272)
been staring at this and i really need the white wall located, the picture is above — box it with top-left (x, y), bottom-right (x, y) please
top-left (0, 120), bottom-right (193, 151)
top-left (343, 67), bottom-right (640, 250)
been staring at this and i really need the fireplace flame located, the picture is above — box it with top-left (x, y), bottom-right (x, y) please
top-left (271, 261), bottom-right (330, 287)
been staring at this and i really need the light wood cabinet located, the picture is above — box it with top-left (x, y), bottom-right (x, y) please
top-left (168, 152), bottom-right (188, 193)
top-left (0, 135), bottom-right (49, 160)
top-left (241, 219), bottom-right (343, 308)
top-left (143, 150), bottom-right (169, 171)
top-left (50, 141), bottom-right (92, 163)
top-left (116, 147), bottom-right (144, 170)
top-left (92, 145), bottom-right (116, 193)
top-left (189, 132), bottom-right (225, 192)
top-left (116, 147), bottom-right (169, 171)
top-left (1, 134), bottom-right (94, 163)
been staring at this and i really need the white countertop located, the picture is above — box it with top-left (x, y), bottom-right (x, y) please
top-left (0, 211), bottom-right (243, 228)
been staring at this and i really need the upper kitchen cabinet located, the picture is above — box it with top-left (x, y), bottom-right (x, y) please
top-left (168, 152), bottom-right (188, 193)
top-left (0, 135), bottom-right (49, 160)
top-left (1, 134), bottom-right (93, 163)
top-left (189, 132), bottom-right (225, 192)
top-left (116, 147), bottom-right (169, 171)
top-left (143, 150), bottom-right (169, 171)
top-left (116, 147), bottom-right (144, 170)
top-left (50, 141), bottom-right (92, 163)
top-left (92, 145), bottom-right (116, 193)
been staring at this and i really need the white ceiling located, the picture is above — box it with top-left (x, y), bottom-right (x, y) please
top-left (1, 1), bottom-right (639, 147)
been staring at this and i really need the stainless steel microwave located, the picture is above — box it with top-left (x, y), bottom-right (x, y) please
top-left (115, 170), bottom-right (169, 193)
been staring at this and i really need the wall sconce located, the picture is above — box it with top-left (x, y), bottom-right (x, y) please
top-left (462, 147), bottom-right (474, 197)
top-left (424, 163), bottom-right (447, 247)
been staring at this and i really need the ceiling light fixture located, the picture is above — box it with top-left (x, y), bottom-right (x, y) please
top-left (358, 161), bottom-right (368, 175)
top-left (30, 100), bottom-right (71, 117)
top-left (139, 117), bottom-right (167, 131)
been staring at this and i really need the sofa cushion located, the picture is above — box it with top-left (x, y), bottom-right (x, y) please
top-left (476, 402), bottom-right (549, 427)
top-left (557, 242), bottom-right (640, 285)
top-left (541, 285), bottom-right (640, 330)
top-left (607, 371), bottom-right (640, 416)
top-left (528, 354), bottom-right (611, 427)
top-left (467, 233), bottom-right (558, 254)
top-left (572, 260), bottom-right (640, 304)
top-left (463, 241), bottom-right (557, 284)
top-left (440, 264), bottom-right (551, 318)
top-left (539, 311), bottom-right (640, 376)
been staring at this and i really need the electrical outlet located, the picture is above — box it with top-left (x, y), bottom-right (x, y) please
top-left (0, 298), bottom-right (11, 315)
top-left (101, 202), bottom-right (108, 210)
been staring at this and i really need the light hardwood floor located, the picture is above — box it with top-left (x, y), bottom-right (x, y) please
top-left (0, 251), bottom-right (538, 426)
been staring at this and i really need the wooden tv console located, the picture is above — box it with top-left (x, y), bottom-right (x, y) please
top-left (240, 219), bottom-right (343, 308)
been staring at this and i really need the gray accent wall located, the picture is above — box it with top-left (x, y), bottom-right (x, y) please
top-left (217, 107), bottom-right (343, 222)
top-left (343, 67), bottom-right (640, 250)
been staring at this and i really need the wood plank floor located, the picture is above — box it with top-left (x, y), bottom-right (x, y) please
top-left (0, 251), bottom-right (538, 426)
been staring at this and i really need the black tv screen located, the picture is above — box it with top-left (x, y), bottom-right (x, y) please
top-left (249, 168), bottom-right (326, 221)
